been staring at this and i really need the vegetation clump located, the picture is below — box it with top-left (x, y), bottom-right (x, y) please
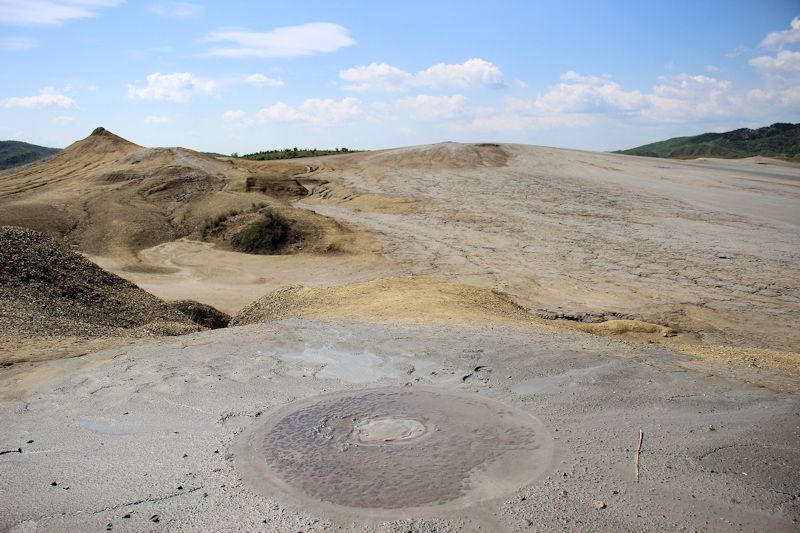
top-left (232, 212), bottom-right (301, 254)
top-left (202, 203), bottom-right (267, 233)
top-left (236, 147), bottom-right (357, 161)
top-left (168, 300), bottom-right (231, 329)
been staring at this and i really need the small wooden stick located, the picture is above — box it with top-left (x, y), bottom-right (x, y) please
top-left (635, 428), bottom-right (644, 482)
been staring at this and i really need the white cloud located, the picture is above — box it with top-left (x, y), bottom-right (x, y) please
top-left (749, 50), bottom-right (800, 72)
top-left (145, 115), bottom-right (169, 124)
top-left (221, 109), bottom-right (254, 128)
top-left (148, 2), bottom-right (202, 18)
top-left (0, 0), bottom-right (122, 25)
top-left (127, 72), bottom-right (217, 102)
top-left (2, 87), bottom-right (75, 108)
top-left (0, 36), bottom-right (37, 51)
top-left (523, 71), bottom-right (734, 123)
top-left (339, 63), bottom-right (414, 92)
top-left (747, 86), bottom-right (800, 107)
top-left (746, 45), bottom-right (800, 110)
top-left (254, 97), bottom-right (361, 125)
top-left (203, 22), bottom-right (355, 58)
top-left (416, 58), bottom-right (503, 89)
top-left (535, 71), bottom-right (646, 114)
top-left (646, 74), bottom-right (734, 121)
top-left (340, 58), bottom-right (504, 92)
top-left (256, 102), bottom-right (301, 123)
top-left (457, 70), bottom-right (742, 134)
top-left (760, 17), bottom-right (800, 49)
top-left (299, 97), bottom-right (362, 124)
top-left (395, 94), bottom-right (468, 121)
top-left (246, 73), bottom-right (284, 88)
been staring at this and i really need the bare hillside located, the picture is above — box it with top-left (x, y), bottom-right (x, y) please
top-left (0, 128), bottom-right (366, 263)
top-left (2, 131), bottom-right (799, 355)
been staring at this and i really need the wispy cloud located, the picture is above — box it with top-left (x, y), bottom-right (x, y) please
top-left (340, 58), bottom-right (503, 92)
top-left (760, 16), bottom-right (800, 49)
top-left (2, 87), bottom-right (75, 108)
top-left (0, 36), bottom-right (37, 51)
top-left (0, 0), bottom-right (122, 26)
top-left (148, 2), bottom-right (202, 18)
top-left (127, 72), bottom-right (217, 102)
top-left (203, 22), bottom-right (355, 58)
top-left (145, 115), bottom-right (169, 124)
top-left (246, 73), bottom-right (283, 88)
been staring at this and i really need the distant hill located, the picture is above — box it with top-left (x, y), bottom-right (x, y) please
top-left (615, 123), bottom-right (800, 161)
top-left (0, 140), bottom-right (60, 170)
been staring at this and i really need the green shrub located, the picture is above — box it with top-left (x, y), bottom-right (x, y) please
top-left (233, 212), bottom-right (298, 253)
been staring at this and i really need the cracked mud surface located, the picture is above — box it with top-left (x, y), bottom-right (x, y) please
top-left (298, 147), bottom-right (800, 351)
top-left (1, 320), bottom-right (798, 531)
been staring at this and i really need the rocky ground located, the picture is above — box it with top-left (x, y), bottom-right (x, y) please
top-left (0, 226), bottom-right (228, 365)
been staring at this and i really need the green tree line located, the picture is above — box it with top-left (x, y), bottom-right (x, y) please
top-left (232, 147), bottom-right (358, 160)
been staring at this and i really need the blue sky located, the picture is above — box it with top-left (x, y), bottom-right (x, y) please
top-left (1, 1), bottom-right (798, 153)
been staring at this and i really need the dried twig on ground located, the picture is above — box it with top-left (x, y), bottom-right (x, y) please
top-left (635, 428), bottom-right (644, 482)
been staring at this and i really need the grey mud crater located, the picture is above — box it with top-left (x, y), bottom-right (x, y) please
top-left (239, 387), bottom-right (553, 515)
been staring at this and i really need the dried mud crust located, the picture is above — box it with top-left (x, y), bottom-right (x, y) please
top-left (294, 144), bottom-right (800, 352)
top-left (229, 275), bottom-right (800, 385)
top-left (239, 387), bottom-right (552, 516)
